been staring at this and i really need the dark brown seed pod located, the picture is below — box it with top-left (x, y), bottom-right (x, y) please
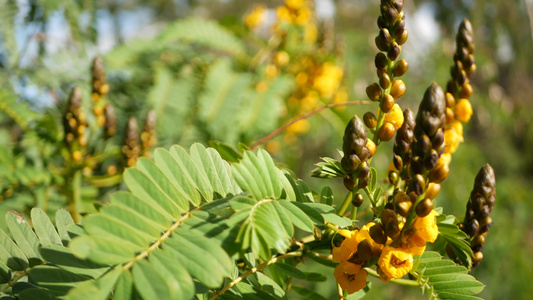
top-left (366, 83), bottom-right (382, 102)
top-left (363, 112), bottom-right (378, 129)
top-left (415, 198), bottom-right (433, 217)
top-left (393, 59), bottom-right (408, 77)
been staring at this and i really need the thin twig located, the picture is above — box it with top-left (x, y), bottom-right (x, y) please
top-left (209, 250), bottom-right (304, 300)
top-left (249, 100), bottom-right (372, 150)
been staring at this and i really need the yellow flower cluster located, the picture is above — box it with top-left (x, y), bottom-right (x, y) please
top-left (276, 0), bottom-right (312, 26)
top-left (333, 211), bottom-right (439, 294)
top-left (246, 0), bottom-right (344, 147)
top-left (243, 5), bottom-right (267, 29)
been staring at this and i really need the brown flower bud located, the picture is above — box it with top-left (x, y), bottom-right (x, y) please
top-left (379, 28), bottom-right (392, 48)
top-left (380, 73), bottom-right (391, 89)
top-left (380, 94), bottom-right (395, 113)
top-left (375, 52), bottom-right (388, 70)
top-left (378, 122), bottom-right (396, 141)
top-left (393, 59), bottom-right (408, 77)
top-left (396, 29), bottom-right (408, 45)
top-left (415, 198), bottom-right (433, 217)
top-left (370, 224), bottom-right (387, 245)
top-left (426, 183), bottom-right (440, 200)
top-left (363, 112), bottom-right (377, 129)
top-left (344, 175), bottom-right (355, 191)
top-left (387, 42), bottom-right (401, 61)
top-left (390, 79), bottom-right (406, 99)
top-left (366, 83), bottom-right (382, 102)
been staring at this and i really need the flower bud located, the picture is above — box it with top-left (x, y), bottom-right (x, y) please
top-left (455, 99), bottom-right (473, 123)
top-left (387, 42), bottom-right (401, 61)
top-left (370, 224), bottom-right (387, 244)
top-left (415, 198), bottom-right (433, 217)
top-left (426, 183), bottom-right (440, 200)
top-left (379, 28), bottom-right (392, 47)
top-left (428, 159), bottom-right (449, 183)
top-left (396, 29), bottom-right (408, 45)
top-left (378, 122), bottom-right (396, 141)
top-left (380, 73), bottom-right (391, 89)
top-left (393, 59), bottom-right (408, 77)
top-left (366, 83), bottom-right (382, 102)
top-left (390, 79), bottom-right (406, 99)
top-left (363, 112), bottom-right (377, 129)
top-left (343, 175), bottom-right (355, 191)
top-left (380, 94), bottom-right (395, 113)
top-left (375, 52), bottom-right (388, 70)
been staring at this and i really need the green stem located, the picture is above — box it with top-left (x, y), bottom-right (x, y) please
top-left (365, 268), bottom-right (419, 287)
top-left (210, 250), bottom-right (304, 300)
top-left (337, 191), bottom-right (353, 216)
top-left (350, 205), bottom-right (358, 221)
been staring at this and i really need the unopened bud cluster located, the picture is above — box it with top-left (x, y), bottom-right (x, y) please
top-left (63, 87), bottom-right (88, 162)
top-left (442, 19), bottom-right (476, 163)
top-left (91, 57), bottom-right (116, 138)
top-left (141, 110), bottom-right (157, 158)
top-left (365, 0), bottom-right (408, 143)
top-left (341, 115), bottom-right (374, 194)
top-left (123, 110), bottom-right (158, 167)
top-left (458, 164), bottom-right (495, 267)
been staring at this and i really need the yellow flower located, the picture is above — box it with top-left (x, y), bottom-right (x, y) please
top-left (384, 103), bottom-right (404, 130)
top-left (265, 64), bottom-right (279, 79)
top-left (313, 62), bottom-right (343, 98)
top-left (276, 6), bottom-right (292, 23)
top-left (285, 0), bottom-right (304, 10)
top-left (243, 5), bottom-right (267, 29)
top-left (407, 232), bottom-right (426, 256)
top-left (295, 7), bottom-right (311, 25)
top-left (286, 119), bottom-right (310, 135)
top-left (440, 152), bottom-right (452, 166)
top-left (444, 120), bottom-right (464, 154)
top-left (334, 261), bottom-right (368, 294)
top-left (332, 230), bottom-right (359, 262)
top-left (274, 51), bottom-right (290, 67)
top-left (455, 99), bottom-right (473, 123)
top-left (378, 245), bottom-right (413, 279)
top-left (304, 23), bottom-right (318, 44)
top-left (412, 210), bottom-right (439, 243)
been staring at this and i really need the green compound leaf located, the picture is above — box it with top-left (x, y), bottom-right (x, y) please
top-left (438, 222), bottom-right (474, 269)
top-left (411, 251), bottom-right (484, 299)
